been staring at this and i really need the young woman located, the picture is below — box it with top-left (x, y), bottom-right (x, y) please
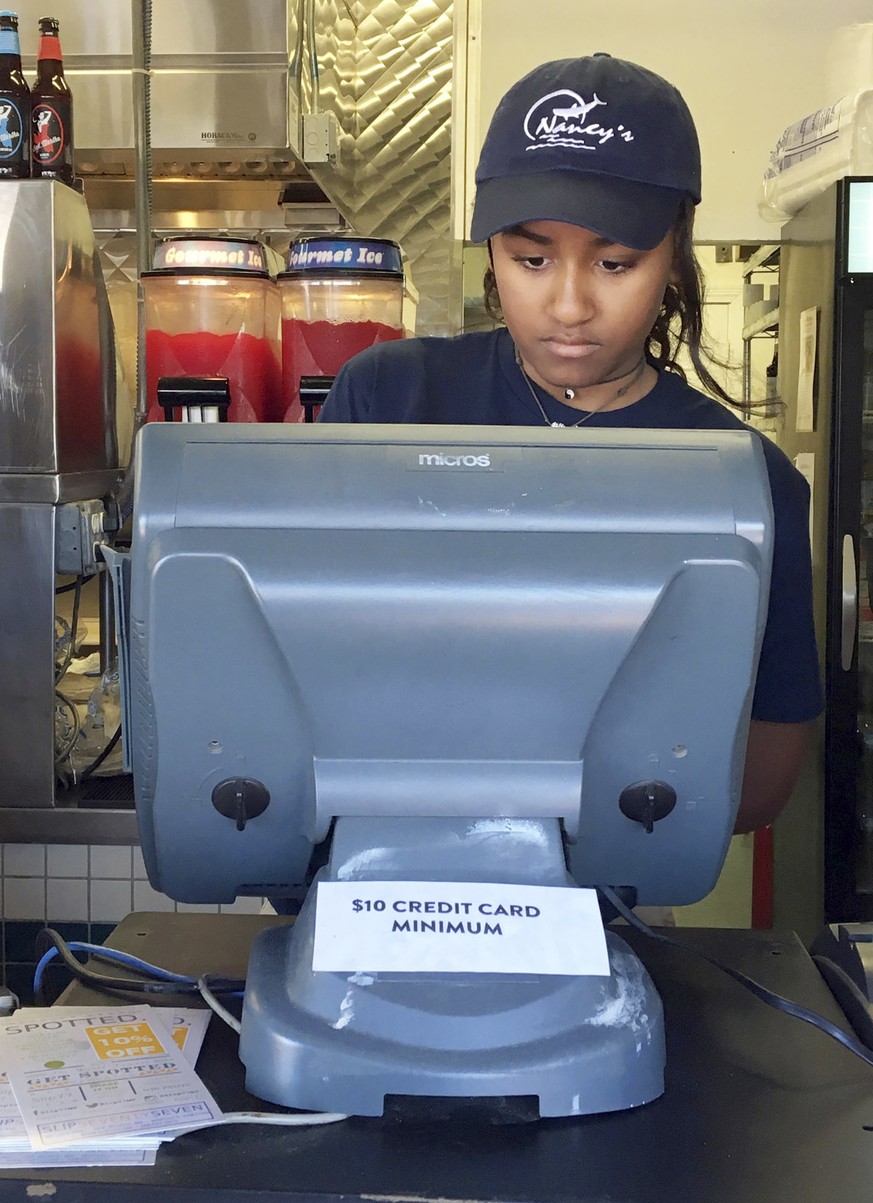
top-left (319, 53), bottom-right (823, 833)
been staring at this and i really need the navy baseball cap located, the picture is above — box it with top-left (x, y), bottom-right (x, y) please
top-left (471, 54), bottom-right (701, 250)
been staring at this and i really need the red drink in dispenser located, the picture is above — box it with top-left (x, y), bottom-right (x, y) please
top-left (143, 237), bottom-right (283, 423)
top-left (279, 238), bottom-right (405, 422)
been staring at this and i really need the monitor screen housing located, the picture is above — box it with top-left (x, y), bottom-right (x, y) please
top-left (126, 422), bottom-right (772, 911)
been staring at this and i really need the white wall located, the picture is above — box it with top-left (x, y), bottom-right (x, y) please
top-left (472, 0), bottom-right (873, 240)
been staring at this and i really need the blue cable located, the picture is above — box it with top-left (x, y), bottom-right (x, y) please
top-left (33, 942), bottom-right (199, 996)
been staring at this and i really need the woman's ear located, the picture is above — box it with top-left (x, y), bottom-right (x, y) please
top-left (671, 251), bottom-right (682, 288)
top-left (483, 243), bottom-right (502, 322)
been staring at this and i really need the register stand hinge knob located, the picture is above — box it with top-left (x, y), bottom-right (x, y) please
top-left (619, 781), bottom-right (677, 833)
top-left (212, 778), bottom-right (270, 831)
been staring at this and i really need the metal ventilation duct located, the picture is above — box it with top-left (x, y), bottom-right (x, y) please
top-left (28, 0), bottom-right (297, 173)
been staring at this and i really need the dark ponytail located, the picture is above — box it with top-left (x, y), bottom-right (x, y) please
top-left (649, 199), bottom-right (740, 411)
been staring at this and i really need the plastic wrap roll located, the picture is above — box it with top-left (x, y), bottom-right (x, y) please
top-left (758, 89), bottom-right (873, 223)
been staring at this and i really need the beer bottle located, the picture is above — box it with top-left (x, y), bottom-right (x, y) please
top-left (31, 15), bottom-right (73, 185)
top-left (0, 11), bottom-right (30, 178)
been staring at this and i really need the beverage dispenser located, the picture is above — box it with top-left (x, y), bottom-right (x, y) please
top-left (278, 237), bottom-right (405, 422)
top-left (142, 236), bottom-right (283, 423)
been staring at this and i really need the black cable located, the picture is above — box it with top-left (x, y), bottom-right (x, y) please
top-left (34, 928), bottom-right (245, 1005)
top-left (53, 690), bottom-right (81, 763)
top-left (599, 885), bottom-right (873, 1071)
top-left (44, 890), bottom-right (873, 1074)
top-left (56, 573), bottom-right (95, 595)
top-left (79, 723), bottom-right (122, 781)
top-left (811, 954), bottom-right (873, 1051)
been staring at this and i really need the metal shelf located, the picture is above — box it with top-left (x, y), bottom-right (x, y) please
top-left (741, 244), bottom-right (781, 404)
top-left (741, 243), bottom-right (780, 276)
top-left (742, 309), bottom-right (779, 341)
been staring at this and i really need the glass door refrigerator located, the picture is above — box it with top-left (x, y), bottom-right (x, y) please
top-left (778, 176), bottom-right (873, 926)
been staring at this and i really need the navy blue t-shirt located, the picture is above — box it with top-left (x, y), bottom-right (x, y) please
top-left (320, 326), bottom-right (823, 724)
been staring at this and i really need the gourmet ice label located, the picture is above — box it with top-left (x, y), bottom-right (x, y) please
top-left (312, 880), bottom-right (610, 975)
top-left (287, 238), bottom-right (403, 275)
top-left (0, 100), bottom-right (24, 157)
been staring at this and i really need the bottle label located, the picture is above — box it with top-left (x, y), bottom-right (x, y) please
top-left (32, 102), bottom-right (65, 163)
top-left (0, 30), bottom-right (21, 56)
top-left (37, 35), bottom-right (62, 60)
top-left (0, 97), bottom-right (24, 159)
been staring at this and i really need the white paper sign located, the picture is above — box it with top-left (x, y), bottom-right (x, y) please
top-left (796, 306), bottom-right (817, 432)
top-left (312, 881), bottom-right (610, 976)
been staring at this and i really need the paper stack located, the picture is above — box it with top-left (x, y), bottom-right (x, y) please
top-left (0, 1006), bottom-right (218, 1168)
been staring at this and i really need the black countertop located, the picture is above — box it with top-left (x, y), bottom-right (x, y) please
top-left (0, 913), bottom-right (871, 1203)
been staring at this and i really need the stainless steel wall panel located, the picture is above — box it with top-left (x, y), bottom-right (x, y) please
top-left (0, 182), bottom-right (120, 476)
top-left (0, 505), bottom-right (57, 809)
top-left (18, 0), bottom-right (287, 60)
top-left (150, 0), bottom-right (288, 57)
top-left (0, 471), bottom-right (123, 506)
top-left (150, 70), bottom-right (289, 151)
top-left (18, 0), bottom-right (132, 58)
top-left (0, 187), bottom-right (55, 473)
top-left (69, 72), bottom-right (134, 154)
top-left (306, 0), bottom-right (456, 334)
top-left (0, 180), bottom-right (125, 823)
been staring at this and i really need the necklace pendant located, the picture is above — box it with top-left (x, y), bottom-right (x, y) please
top-left (551, 421), bottom-right (565, 428)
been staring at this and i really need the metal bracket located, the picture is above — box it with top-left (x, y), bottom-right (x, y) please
top-left (55, 500), bottom-right (109, 576)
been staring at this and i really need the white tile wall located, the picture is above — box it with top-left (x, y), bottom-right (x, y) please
top-left (89, 878), bottom-right (134, 923)
top-left (89, 846), bottom-right (133, 880)
top-left (133, 880), bottom-right (175, 913)
top-left (0, 844), bottom-right (264, 925)
top-left (46, 877), bottom-right (89, 923)
top-left (4, 846), bottom-right (46, 878)
top-left (46, 845), bottom-right (89, 878)
top-left (4, 876), bottom-right (47, 922)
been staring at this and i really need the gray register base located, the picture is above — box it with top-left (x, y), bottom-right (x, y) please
top-left (1, 911), bottom-right (872, 1203)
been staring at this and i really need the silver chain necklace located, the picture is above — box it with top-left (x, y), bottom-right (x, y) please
top-left (515, 349), bottom-right (647, 428)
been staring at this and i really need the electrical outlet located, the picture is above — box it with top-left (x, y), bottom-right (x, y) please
top-left (55, 500), bottom-right (108, 576)
top-left (302, 112), bottom-right (339, 165)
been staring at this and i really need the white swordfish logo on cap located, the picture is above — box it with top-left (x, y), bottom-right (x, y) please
top-left (523, 90), bottom-right (634, 150)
